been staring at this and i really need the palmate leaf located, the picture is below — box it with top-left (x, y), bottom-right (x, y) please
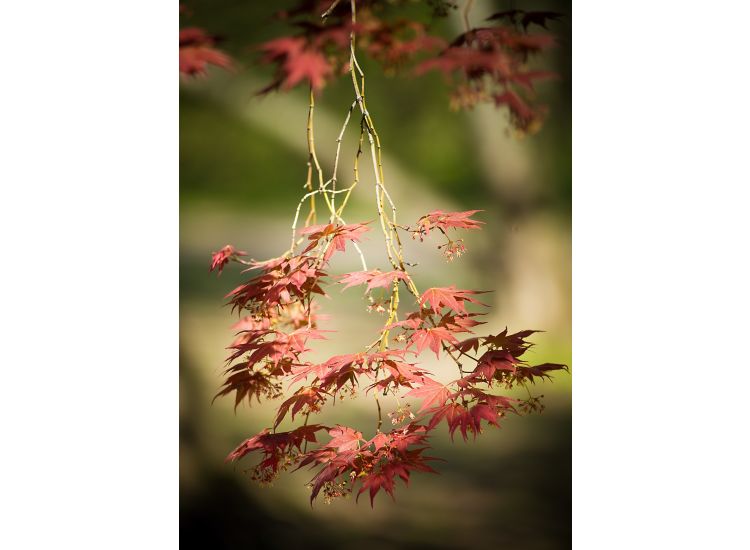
top-left (404, 377), bottom-right (451, 413)
top-left (179, 27), bottom-right (233, 77)
top-left (300, 222), bottom-right (370, 261)
top-left (274, 387), bottom-right (328, 428)
top-left (414, 210), bottom-right (484, 236)
top-left (408, 326), bottom-right (459, 358)
top-left (420, 286), bottom-right (488, 314)
top-left (212, 367), bottom-right (281, 410)
top-left (258, 36), bottom-right (333, 91)
top-left (426, 401), bottom-right (501, 442)
top-left (338, 269), bottom-right (411, 291)
top-left (326, 425), bottom-right (364, 451)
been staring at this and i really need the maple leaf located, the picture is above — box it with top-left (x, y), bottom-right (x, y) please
top-left (427, 401), bottom-right (500, 441)
top-left (453, 387), bottom-right (517, 410)
top-left (338, 269), bottom-right (411, 291)
top-left (416, 47), bottom-right (511, 78)
top-left (368, 432), bottom-right (390, 451)
top-left (384, 311), bottom-right (424, 331)
top-left (284, 49), bottom-right (333, 90)
top-left (367, 356), bottom-right (428, 394)
top-left (298, 424), bottom-right (440, 506)
top-left (404, 377), bottom-right (451, 413)
top-left (515, 362), bottom-right (569, 383)
top-left (225, 255), bottom-right (328, 313)
top-left (364, 19), bottom-right (447, 68)
top-left (452, 27), bottom-right (555, 54)
top-left (213, 366), bottom-right (282, 410)
top-left (432, 209), bottom-right (483, 230)
top-left (326, 425), bottom-right (364, 451)
top-left (274, 386), bottom-right (328, 428)
top-left (227, 425), bottom-right (326, 463)
top-left (310, 354), bottom-right (366, 393)
top-left (292, 350), bottom-right (404, 393)
top-left (231, 315), bottom-right (272, 334)
top-left (482, 328), bottom-right (544, 359)
top-left (472, 346), bottom-right (568, 386)
top-left (209, 244), bottom-right (247, 275)
top-left (438, 312), bottom-right (485, 333)
top-left (300, 222), bottom-right (370, 261)
top-left (420, 286), bottom-right (488, 314)
top-left (413, 210), bottom-right (484, 238)
top-left (355, 435), bottom-right (439, 506)
top-left (258, 36), bottom-right (334, 92)
top-left (453, 336), bottom-right (482, 354)
top-left (409, 326), bottom-right (459, 358)
top-left (226, 425), bottom-right (327, 484)
top-left (225, 327), bottom-right (326, 367)
top-left (472, 349), bottom-right (517, 382)
top-left (179, 27), bottom-right (232, 77)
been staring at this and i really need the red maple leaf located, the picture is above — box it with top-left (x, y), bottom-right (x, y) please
top-left (213, 366), bottom-right (281, 410)
top-left (295, 353), bottom-right (366, 393)
top-left (412, 209), bottom-right (484, 239)
top-left (338, 269), bottom-right (411, 291)
top-left (483, 328), bottom-right (539, 356)
top-left (274, 386), bottom-right (328, 428)
top-left (259, 36), bottom-right (334, 91)
top-left (355, 441), bottom-right (438, 506)
top-left (225, 327), bottom-right (326, 367)
top-left (427, 401), bottom-right (500, 441)
top-left (179, 27), bottom-right (232, 77)
top-left (471, 349), bottom-right (517, 381)
top-left (225, 425), bottom-right (327, 484)
top-left (404, 377), bottom-right (451, 413)
top-left (438, 312), bottom-right (485, 333)
top-left (326, 425), bottom-right (364, 451)
top-left (409, 327), bottom-right (459, 358)
top-left (420, 286), bottom-right (487, 314)
top-left (225, 255), bottom-right (328, 313)
top-left (209, 244), bottom-right (247, 275)
top-left (300, 222), bottom-right (370, 261)
top-left (384, 312), bottom-right (424, 331)
top-left (416, 47), bottom-right (510, 78)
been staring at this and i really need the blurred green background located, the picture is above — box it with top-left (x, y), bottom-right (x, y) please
top-left (180, 1), bottom-right (571, 548)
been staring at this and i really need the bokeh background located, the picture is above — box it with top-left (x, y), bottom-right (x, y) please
top-left (180, 1), bottom-right (571, 548)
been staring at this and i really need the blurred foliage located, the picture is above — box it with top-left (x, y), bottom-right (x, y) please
top-left (180, 0), bottom-right (571, 214)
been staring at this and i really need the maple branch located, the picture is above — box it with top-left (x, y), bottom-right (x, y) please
top-left (442, 343), bottom-right (466, 377)
top-left (321, 0), bottom-right (342, 19)
top-left (334, 123), bottom-right (364, 218)
top-left (212, 0), bottom-right (567, 505)
top-left (378, 278), bottom-right (401, 352)
top-left (329, 99), bottom-right (358, 218)
top-left (287, 186), bottom-right (359, 256)
top-left (347, 0), bottom-right (421, 306)
top-left (463, 0), bottom-right (474, 32)
top-left (293, 87), bottom-right (367, 269)
top-left (307, 86), bottom-right (334, 217)
top-left (375, 393), bottom-right (383, 432)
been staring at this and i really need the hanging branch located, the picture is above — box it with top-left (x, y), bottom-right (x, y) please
top-left (208, 0), bottom-right (568, 506)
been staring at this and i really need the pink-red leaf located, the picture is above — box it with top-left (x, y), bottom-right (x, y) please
top-left (420, 286), bottom-right (488, 314)
top-left (404, 377), bottom-right (451, 413)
